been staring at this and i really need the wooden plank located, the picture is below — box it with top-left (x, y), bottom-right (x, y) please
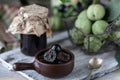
top-left (47, 31), bottom-right (68, 44)
top-left (0, 58), bottom-right (34, 80)
top-left (0, 74), bottom-right (28, 80)
top-left (0, 60), bottom-right (28, 80)
top-left (95, 69), bottom-right (120, 80)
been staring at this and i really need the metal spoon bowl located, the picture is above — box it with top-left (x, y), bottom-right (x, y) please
top-left (89, 57), bottom-right (103, 69)
top-left (85, 57), bottom-right (103, 80)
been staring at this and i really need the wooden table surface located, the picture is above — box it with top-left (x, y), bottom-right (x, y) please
top-left (95, 70), bottom-right (120, 80)
top-left (0, 63), bottom-right (27, 80)
top-left (0, 31), bottom-right (120, 80)
top-left (0, 61), bottom-right (120, 80)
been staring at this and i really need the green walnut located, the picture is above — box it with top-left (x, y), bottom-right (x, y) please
top-left (109, 31), bottom-right (120, 41)
top-left (84, 37), bottom-right (103, 52)
top-left (78, 10), bottom-right (88, 19)
top-left (92, 20), bottom-right (108, 40)
top-left (75, 18), bottom-right (92, 34)
top-left (115, 17), bottom-right (120, 27)
top-left (87, 4), bottom-right (105, 21)
top-left (50, 16), bottom-right (63, 30)
top-left (70, 28), bottom-right (84, 44)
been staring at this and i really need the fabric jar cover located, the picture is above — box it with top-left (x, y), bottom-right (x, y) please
top-left (7, 4), bottom-right (52, 37)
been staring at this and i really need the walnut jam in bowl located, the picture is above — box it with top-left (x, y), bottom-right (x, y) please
top-left (13, 44), bottom-right (74, 78)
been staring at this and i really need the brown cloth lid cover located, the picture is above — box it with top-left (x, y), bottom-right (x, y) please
top-left (7, 4), bottom-right (52, 37)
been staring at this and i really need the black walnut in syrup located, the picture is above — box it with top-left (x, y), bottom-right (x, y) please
top-left (44, 49), bottom-right (57, 63)
top-left (43, 44), bottom-right (70, 64)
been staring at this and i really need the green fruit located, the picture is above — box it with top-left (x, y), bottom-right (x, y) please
top-left (109, 31), bottom-right (120, 41)
top-left (87, 4), bottom-right (105, 21)
top-left (50, 16), bottom-right (63, 30)
top-left (78, 10), bottom-right (88, 19)
top-left (70, 28), bottom-right (84, 44)
top-left (75, 18), bottom-right (92, 34)
top-left (84, 37), bottom-right (103, 52)
top-left (52, 7), bottom-right (59, 15)
top-left (92, 20), bottom-right (108, 34)
top-left (92, 20), bottom-right (108, 39)
top-left (115, 17), bottom-right (120, 27)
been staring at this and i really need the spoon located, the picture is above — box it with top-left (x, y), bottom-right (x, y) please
top-left (85, 57), bottom-right (103, 80)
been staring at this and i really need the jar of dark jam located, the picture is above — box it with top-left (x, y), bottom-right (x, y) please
top-left (20, 33), bottom-right (46, 56)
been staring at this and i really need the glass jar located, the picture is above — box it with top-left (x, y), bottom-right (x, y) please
top-left (20, 33), bottom-right (46, 56)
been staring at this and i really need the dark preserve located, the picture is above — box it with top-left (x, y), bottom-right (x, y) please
top-left (20, 33), bottom-right (46, 56)
top-left (38, 44), bottom-right (71, 64)
top-left (38, 50), bottom-right (71, 64)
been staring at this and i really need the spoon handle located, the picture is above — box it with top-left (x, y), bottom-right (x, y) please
top-left (85, 69), bottom-right (93, 80)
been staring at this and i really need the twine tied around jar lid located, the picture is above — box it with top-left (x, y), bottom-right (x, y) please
top-left (7, 4), bottom-right (52, 37)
